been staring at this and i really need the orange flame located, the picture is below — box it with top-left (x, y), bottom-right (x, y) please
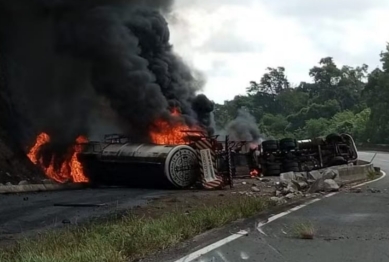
top-left (150, 108), bottom-right (203, 145)
top-left (250, 169), bottom-right (259, 178)
top-left (27, 132), bottom-right (89, 183)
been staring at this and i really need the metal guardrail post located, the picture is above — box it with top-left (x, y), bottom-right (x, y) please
top-left (370, 152), bottom-right (377, 163)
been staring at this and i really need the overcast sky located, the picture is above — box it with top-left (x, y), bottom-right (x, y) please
top-left (168, 0), bottom-right (389, 104)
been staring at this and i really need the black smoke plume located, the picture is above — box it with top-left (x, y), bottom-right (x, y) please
top-left (226, 109), bottom-right (263, 144)
top-left (0, 0), bottom-right (213, 166)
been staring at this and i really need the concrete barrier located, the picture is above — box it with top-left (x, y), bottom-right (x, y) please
top-left (0, 182), bottom-right (86, 194)
top-left (334, 163), bottom-right (375, 184)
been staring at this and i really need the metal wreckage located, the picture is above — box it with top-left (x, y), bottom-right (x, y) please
top-left (77, 132), bottom-right (358, 190)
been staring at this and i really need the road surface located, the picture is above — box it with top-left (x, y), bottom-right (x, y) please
top-left (0, 187), bottom-right (170, 244)
top-left (170, 152), bottom-right (389, 262)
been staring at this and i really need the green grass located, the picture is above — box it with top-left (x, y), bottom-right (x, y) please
top-left (367, 170), bottom-right (381, 180)
top-left (292, 221), bottom-right (315, 239)
top-left (0, 197), bottom-right (270, 262)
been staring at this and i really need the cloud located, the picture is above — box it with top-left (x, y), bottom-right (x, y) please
top-left (262, 0), bottom-right (389, 19)
top-left (168, 0), bottom-right (389, 104)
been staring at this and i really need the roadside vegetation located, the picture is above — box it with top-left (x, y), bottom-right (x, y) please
top-left (0, 196), bottom-right (271, 262)
top-left (292, 221), bottom-right (315, 239)
top-left (367, 170), bottom-right (381, 180)
top-left (215, 43), bottom-right (389, 144)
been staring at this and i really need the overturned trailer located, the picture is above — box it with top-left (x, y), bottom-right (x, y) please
top-left (78, 135), bottom-right (199, 189)
top-left (78, 133), bottom-right (235, 189)
top-left (258, 133), bottom-right (359, 176)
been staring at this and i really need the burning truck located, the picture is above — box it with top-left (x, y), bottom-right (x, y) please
top-left (26, 127), bottom-right (358, 189)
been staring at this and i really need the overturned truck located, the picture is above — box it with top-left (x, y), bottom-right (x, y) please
top-left (76, 133), bottom-right (358, 189)
top-left (258, 133), bottom-right (358, 176)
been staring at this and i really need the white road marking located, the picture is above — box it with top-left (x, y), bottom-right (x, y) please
top-left (173, 230), bottom-right (248, 262)
top-left (174, 170), bottom-right (387, 262)
top-left (351, 171), bottom-right (386, 188)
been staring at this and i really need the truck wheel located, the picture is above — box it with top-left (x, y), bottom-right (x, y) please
top-left (262, 140), bottom-right (279, 152)
top-left (283, 161), bottom-right (299, 172)
top-left (280, 138), bottom-right (297, 151)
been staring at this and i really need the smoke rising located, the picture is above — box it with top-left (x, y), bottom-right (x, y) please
top-left (0, 0), bottom-right (214, 155)
top-left (226, 109), bottom-right (263, 143)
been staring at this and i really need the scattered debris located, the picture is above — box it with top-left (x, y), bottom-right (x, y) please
top-left (285, 193), bottom-right (295, 199)
top-left (5, 182), bottom-right (12, 186)
top-left (251, 186), bottom-right (260, 192)
top-left (62, 219), bottom-right (71, 224)
top-left (242, 182), bottom-right (247, 185)
top-left (258, 178), bottom-right (271, 182)
top-left (368, 188), bottom-right (381, 193)
top-left (275, 168), bottom-right (342, 198)
top-left (323, 179), bottom-right (340, 192)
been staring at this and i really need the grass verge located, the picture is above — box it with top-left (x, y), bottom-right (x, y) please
top-left (0, 196), bottom-right (271, 262)
top-left (367, 170), bottom-right (381, 180)
top-left (292, 221), bottom-right (315, 239)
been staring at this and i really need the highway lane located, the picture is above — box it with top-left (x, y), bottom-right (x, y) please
top-left (0, 187), bottom-right (171, 244)
top-left (172, 152), bottom-right (389, 262)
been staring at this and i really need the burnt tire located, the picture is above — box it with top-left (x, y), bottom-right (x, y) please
top-left (262, 140), bottom-right (279, 152)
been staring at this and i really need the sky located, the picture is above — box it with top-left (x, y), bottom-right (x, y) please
top-left (168, 0), bottom-right (389, 104)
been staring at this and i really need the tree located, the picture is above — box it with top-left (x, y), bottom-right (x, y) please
top-left (213, 43), bottom-right (389, 143)
top-left (363, 43), bottom-right (389, 143)
top-left (261, 114), bottom-right (289, 138)
top-left (305, 118), bottom-right (330, 138)
top-left (246, 67), bottom-right (289, 95)
top-left (275, 88), bottom-right (309, 115)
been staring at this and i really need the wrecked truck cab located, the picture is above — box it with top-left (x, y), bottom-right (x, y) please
top-left (258, 134), bottom-right (358, 176)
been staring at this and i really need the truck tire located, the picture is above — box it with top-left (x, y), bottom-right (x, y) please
top-left (262, 140), bottom-right (278, 152)
top-left (282, 161), bottom-right (299, 172)
top-left (264, 163), bottom-right (281, 176)
top-left (280, 138), bottom-right (297, 151)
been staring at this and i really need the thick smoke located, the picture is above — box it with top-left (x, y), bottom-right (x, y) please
top-left (226, 109), bottom-right (263, 144)
top-left (0, 0), bottom-right (214, 160)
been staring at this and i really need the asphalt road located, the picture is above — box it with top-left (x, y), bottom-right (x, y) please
top-left (0, 187), bottom-right (170, 244)
top-left (171, 152), bottom-right (389, 262)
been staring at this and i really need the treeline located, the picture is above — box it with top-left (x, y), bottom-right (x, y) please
top-left (214, 43), bottom-right (389, 143)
